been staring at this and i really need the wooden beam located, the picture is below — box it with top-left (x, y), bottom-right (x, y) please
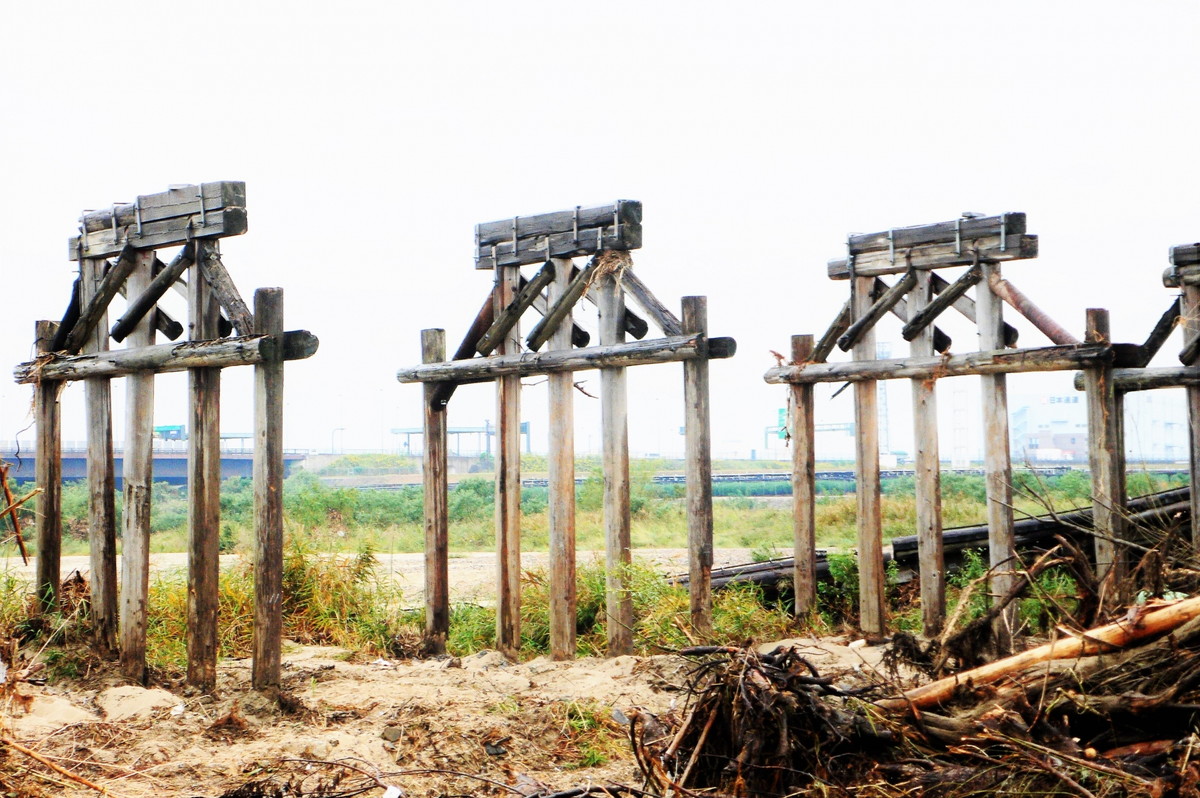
top-left (422, 329), bottom-right (449, 654)
top-left (902, 265), bottom-right (981, 343)
top-left (790, 335), bottom-right (816, 618)
top-left (1171, 243), bottom-right (1200, 267)
top-left (683, 297), bottom-right (714, 634)
top-left (399, 333), bottom-right (736, 383)
top-left (838, 269), bottom-right (917, 352)
top-left (495, 265), bottom-right (522, 658)
top-left (812, 300), bottom-right (852, 363)
top-left (475, 201), bottom-right (642, 269)
top-left (851, 276), bottom-right (885, 638)
top-left (252, 288), bottom-right (285, 689)
top-left (14, 330), bottom-right (319, 382)
top-left (187, 240), bottom-right (222, 692)
top-left (117, 277), bottom-right (186, 341)
top-left (828, 233), bottom-right (1038, 279)
top-left (931, 272), bottom-right (1020, 347)
top-left (429, 289), bottom-right (497, 409)
top-left (120, 252), bottom-right (156, 684)
top-left (1077, 366), bottom-right (1200, 392)
top-left (598, 273), bottom-right (633, 656)
top-left (80, 260), bottom-right (117, 655)
top-left (621, 269), bottom-right (683, 336)
top-left (848, 213), bottom-right (1026, 256)
top-left (34, 321), bottom-right (61, 614)
top-left (910, 271), bottom-right (944, 636)
top-left (196, 246), bottom-right (254, 336)
top-left (110, 244), bottom-right (194, 343)
top-left (527, 259), bottom-right (598, 352)
top-left (49, 279), bottom-right (81, 352)
top-left (548, 259), bottom-right (577, 660)
top-left (1083, 309), bottom-right (1125, 593)
top-left (478, 262), bottom-right (555, 356)
top-left (1137, 297), bottom-right (1181, 367)
top-left (986, 272), bottom-right (1080, 345)
top-left (1184, 282), bottom-right (1200, 552)
top-left (878, 278), bottom-right (952, 353)
top-left (70, 182), bottom-right (247, 260)
top-left (60, 244), bottom-right (137, 354)
top-left (529, 280), bottom-right (591, 347)
top-left (573, 264), bottom-right (649, 340)
top-left (979, 261), bottom-right (1016, 652)
top-left (765, 344), bottom-right (1111, 384)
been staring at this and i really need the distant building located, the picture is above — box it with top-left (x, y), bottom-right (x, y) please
top-left (1011, 391), bottom-right (1188, 464)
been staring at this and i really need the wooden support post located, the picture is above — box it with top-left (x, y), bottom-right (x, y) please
top-left (790, 335), bottom-right (816, 618)
top-left (1184, 283), bottom-right (1200, 552)
top-left (1083, 309), bottom-right (1125, 594)
top-left (909, 271), bottom-right (944, 635)
top-left (548, 258), bottom-right (578, 660)
top-left (599, 272), bottom-right (633, 655)
top-left (81, 259), bottom-right (117, 654)
top-left (682, 297), bottom-right (713, 633)
top-left (422, 329), bottom-right (449, 654)
top-left (34, 321), bottom-right (62, 614)
top-left (495, 265), bottom-right (523, 658)
top-left (120, 252), bottom-right (157, 683)
top-left (851, 277), bottom-right (885, 638)
top-left (252, 288), bottom-right (285, 689)
top-left (187, 241), bottom-right (222, 691)
top-left (978, 262), bottom-right (1016, 651)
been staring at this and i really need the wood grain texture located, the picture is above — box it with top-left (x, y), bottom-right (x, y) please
top-left (477, 261), bottom-right (554, 356)
top-left (252, 288), bottom-right (285, 689)
top-left (1083, 309), bottom-right (1126, 591)
top-left (110, 244), bottom-right (194, 342)
top-left (120, 252), bottom-right (157, 683)
top-left (548, 259), bottom-right (578, 660)
top-left (978, 263), bottom-right (1016, 652)
top-left (877, 278), bottom-right (952, 354)
top-left (598, 273), bottom-right (633, 656)
top-left (621, 269), bottom-right (683, 337)
top-left (495, 266), bottom-right (523, 658)
top-left (902, 265), bottom-right (981, 342)
top-left (987, 272), bottom-right (1080, 345)
top-left (187, 240), bottom-right (222, 691)
top-left (81, 259), bottom-right (117, 655)
top-left (1184, 285), bottom-right (1200, 552)
top-left (851, 276), bottom-right (885, 637)
top-left (683, 297), bottom-right (714, 633)
top-left (196, 247), bottom-right (254, 336)
top-left (61, 244), bottom-right (137, 354)
top-left (838, 270), bottom-right (916, 352)
top-left (848, 214), bottom-right (1026, 256)
top-left (828, 233), bottom-right (1038, 278)
top-left (475, 201), bottom-right (642, 269)
top-left (931, 272), bottom-right (1020, 347)
top-left (790, 335), bottom-right (816, 617)
top-left (34, 321), bottom-right (62, 614)
top-left (909, 271), bottom-right (944, 635)
top-left (422, 329), bottom-right (450, 654)
top-left (526, 259), bottom-right (597, 352)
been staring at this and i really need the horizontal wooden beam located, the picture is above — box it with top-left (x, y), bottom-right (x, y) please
top-left (70, 182), bottom-right (247, 260)
top-left (765, 344), bottom-right (1110, 385)
top-left (848, 213), bottom-right (1026, 256)
top-left (14, 331), bottom-right (317, 383)
top-left (827, 233), bottom-right (1038, 279)
top-left (475, 201), bottom-right (642, 270)
top-left (1072, 366), bottom-right (1200, 393)
top-left (1170, 243), bottom-right (1200, 267)
top-left (399, 334), bottom-right (736, 383)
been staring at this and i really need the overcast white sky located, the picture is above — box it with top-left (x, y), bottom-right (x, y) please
top-left (3, 1), bottom-right (1199, 462)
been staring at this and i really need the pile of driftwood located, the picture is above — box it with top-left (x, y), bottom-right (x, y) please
top-left (631, 597), bottom-right (1200, 797)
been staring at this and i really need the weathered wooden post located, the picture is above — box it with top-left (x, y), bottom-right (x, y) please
top-left (790, 335), bottom-right (816, 617)
top-left (548, 258), bottom-right (578, 659)
top-left (421, 329), bottom-right (449, 654)
top-left (1083, 308), bottom-right (1126, 595)
top-left (121, 251), bottom-right (157, 683)
top-left (978, 261), bottom-right (1016, 650)
top-left (909, 270), bottom-right (944, 635)
top-left (599, 270), bottom-right (633, 655)
top-left (81, 258), bottom-right (117, 654)
top-left (850, 276), bottom-right (885, 638)
top-left (1184, 278), bottom-right (1200, 552)
top-left (187, 241), bottom-right (223, 690)
top-left (252, 288), bottom-right (285, 689)
top-left (34, 320), bottom-right (62, 614)
top-left (495, 263), bottom-right (523, 658)
top-left (683, 296), bottom-right (714, 633)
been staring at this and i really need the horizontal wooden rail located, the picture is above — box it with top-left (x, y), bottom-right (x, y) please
top-left (14, 331), bottom-right (317, 382)
top-left (827, 233), bottom-right (1038, 279)
top-left (1072, 366), bottom-right (1200, 392)
top-left (399, 334), bottom-right (736, 383)
top-left (764, 344), bottom-right (1110, 385)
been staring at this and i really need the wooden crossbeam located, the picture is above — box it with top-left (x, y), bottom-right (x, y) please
top-left (111, 244), bottom-right (194, 342)
top-left (49, 278), bottom-right (82, 352)
top-left (838, 270), bottom-right (917, 352)
top-left (59, 244), bottom-right (137, 354)
top-left (1136, 297), bottom-right (1181, 367)
top-left (1171, 243), bottom-right (1200, 267)
top-left (70, 182), bottom-right (247, 260)
top-left (931, 273), bottom-right (1020, 347)
top-left (399, 334), bottom-right (736, 383)
top-left (475, 201), bottom-right (642, 270)
top-left (117, 280), bottom-right (186, 340)
top-left (902, 265), bottom-right (981, 342)
top-left (14, 331), bottom-right (318, 383)
top-left (621, 269), bottom-right (683, 336)
top-left (812, 300), bottom-right (851, 363)
top-left (828, 232), bottom-right (1038, 279)
top-left (880, 278), bottom-right (951, 353)
top-left (527, 280), bottom-right (590, 348)
top-left (986, 271), bottom-right (1080, 345)
top-left (848, 213), bottom-right (1025, 256)
top-left (1072, 366), bottom-right (1200, 392)
top-left (526, 259), bottom-right (597, 352)
top-left (477, 262), bottom-right (555, 356)
top-left (196, 249), bottom-right (254, 335)
top-left (765, 344), bottom-right (1111, 384)
top-left (573, 265), bottom-right (649, 340)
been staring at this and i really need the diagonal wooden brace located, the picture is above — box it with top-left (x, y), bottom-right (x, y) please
top-left (477, 261), bottom-right (555, 356)
top-left (59, 243), bottom-right (137, 354)
top-left (110, 244), bottom-right (194, 343)
top-left (527, 259), bottom-right (598, 352)
top-left (1137, 297), bottom-right (1181, 367)
top-left (878, 278), bottom-right (951, 353)
top-left (903, 264), bottom-right (982, 342)
top-left (621, 269), bottom-right (683, 336)
top-left (196, 246), bottom-right (254, 335)
top-left (812, 299), bottom-right (851, 363)
top-left (838, 269), bottom-right (917, 352)
top-left (987, 271), bottom-right (1080, 345)
top-left (930, 272), bottom-right (1019, 347)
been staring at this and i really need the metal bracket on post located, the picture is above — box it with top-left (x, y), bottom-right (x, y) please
top-left (999, 212), bottom-right (1007, 252)
top-left (955, 218), bottom-right (962, 256)
top-left (510, 216), bottom-right (519, 259)
top-left (887, 229), bottom-right (895, 265)
top-left (846, 235), bottom-right (857, 278)
top-left (133, 197), bottom-right (144, 238)
top-left (196, 189), bottom-right (208, 228)
top-left (572, 205), bottom-right (580, 245)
